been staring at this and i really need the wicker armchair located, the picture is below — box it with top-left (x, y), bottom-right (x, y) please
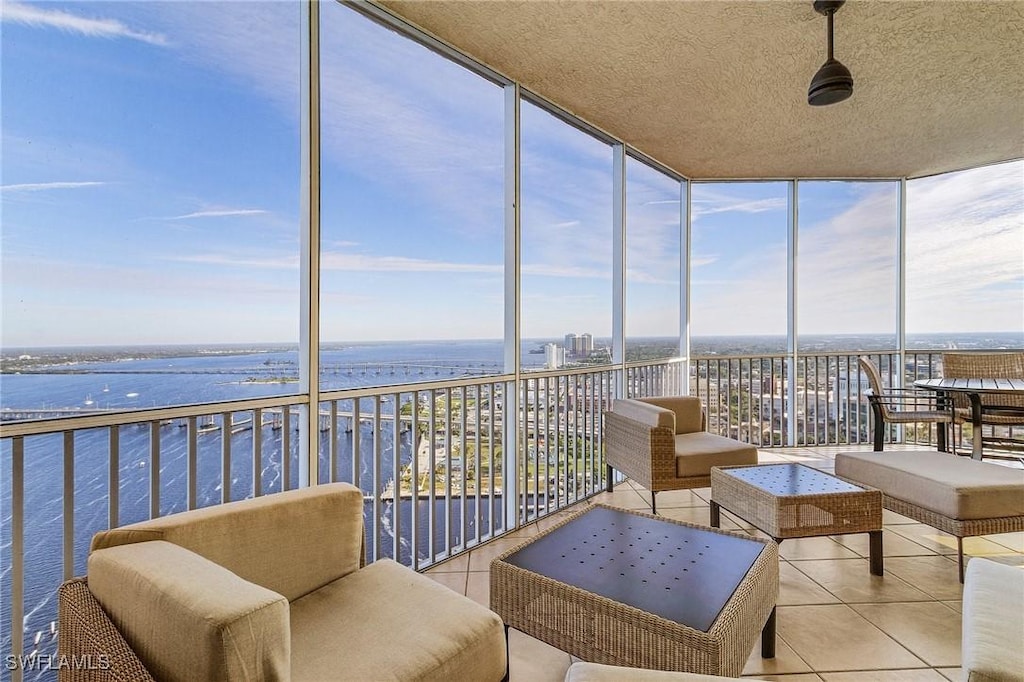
top-left (604, 396), bottom-right (757, 513)
top-left (858, 356), bottom-right (955, 452)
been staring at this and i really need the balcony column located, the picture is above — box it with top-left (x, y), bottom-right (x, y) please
top-left (612, 144), bottom-right (626, 398)
top-left (787, 180), bottom-right (798, 447)
top-left (681, 179), bottom-right (691, 396)
top-left (299, 0), bottom-right (321, 487)
top-left (503, 82), bottom-right (521, 529)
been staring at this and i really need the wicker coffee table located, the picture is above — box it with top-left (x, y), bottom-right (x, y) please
top-left (710, 463), bottom-right (884, 575)
top-left (490, 504), bottom-right (778, 676)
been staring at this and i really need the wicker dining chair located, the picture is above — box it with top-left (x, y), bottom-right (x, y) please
top-left (941, 352), bottom-right (1024, 456)
top-left (858, 356), bottom-right (955, 452)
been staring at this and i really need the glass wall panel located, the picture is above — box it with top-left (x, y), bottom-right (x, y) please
top-left (319, 5), bottom-right (505, 389)
top-left (689, 182), bottom-right (789, 355)
top-left (1, 2), bottom-right (300, 406)
top-left (906, 160), bottom-right (1024, 350)
top-left (625, 158), bottom-right (682, 362)
top-left (797, 181), bottom-right (899, 351)
top-left (520, 102), bottom-right (614, 370)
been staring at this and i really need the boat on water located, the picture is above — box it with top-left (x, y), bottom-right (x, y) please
top-left (126, 392), bottom-right (140, 398)
top-left (83, 394), bottom-right (94, 406)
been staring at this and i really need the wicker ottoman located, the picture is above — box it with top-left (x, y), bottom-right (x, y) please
top-left (491, 505), bottom-right (778, 677)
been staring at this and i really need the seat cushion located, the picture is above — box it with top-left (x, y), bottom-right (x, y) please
top-left (835, 451), bottom-right (1024, 520)
top-left (674, 433), bottom-right (758, 478)
top-left (290, 559), bottom-right (506, 682)
top-left (962, 558), bottom-right (1024, 681)
top-left (90, 482), bottom-right (365, 601)
top-left (612, 398), bottom-right (675, 430)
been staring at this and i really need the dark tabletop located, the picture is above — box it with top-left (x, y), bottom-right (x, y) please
top-left (502, 506), bottom-right (767, 632)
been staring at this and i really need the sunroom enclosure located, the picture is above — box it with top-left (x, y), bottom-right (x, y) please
top-left (1, 1), bottom-right (1022, 677)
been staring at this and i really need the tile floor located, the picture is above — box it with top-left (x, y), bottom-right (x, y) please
top-left (424, 445), bottom-right (1024, 681)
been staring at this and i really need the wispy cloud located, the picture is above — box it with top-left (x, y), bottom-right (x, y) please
top-left (166, 209), bottom-right (268, 220)
top-left (1, 181), bottom-right (105, 192)
top-left (692, 196), bottom-right (787, 220)
top-left (2, 2), bottom-right (169, 46)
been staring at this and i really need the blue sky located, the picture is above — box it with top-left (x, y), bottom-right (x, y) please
top-left (1, 1), bottom-right (1021, 348)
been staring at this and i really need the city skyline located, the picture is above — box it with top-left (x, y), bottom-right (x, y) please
top-left (2, 2), bottom-right (1022, 349)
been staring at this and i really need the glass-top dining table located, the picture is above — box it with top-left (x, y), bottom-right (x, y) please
top-left (914, 377), bottom-right (1024, 459)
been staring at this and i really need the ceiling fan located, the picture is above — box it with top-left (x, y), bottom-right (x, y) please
top-left (808, 0), bottom-right (854, 106)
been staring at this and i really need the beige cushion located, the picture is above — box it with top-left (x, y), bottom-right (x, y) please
top-left (91, 482), bottom-right (365, 601)
top-left (290, 559), bottom-right (506, 681)
top-left (962, 558), bottom-right (1024, 681)
top-left (612, 398), bottom-right (675, 430)
top-left (566, 661), bottom-right (744, 681)
top-left (640, 396), bottom-right (704, 434)
top-left (674, 432), bottom-right (759, 478)
top-left (88, 540), bottom-right (289, 682)
top-left (835, 451), bottom-right (1024, 520)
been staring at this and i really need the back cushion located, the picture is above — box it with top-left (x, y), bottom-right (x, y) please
top-left (91, 482), bottom-right (364, 602)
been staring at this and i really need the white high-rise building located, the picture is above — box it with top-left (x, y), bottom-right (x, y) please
top-left (544, 343), bottom-right (564, 369)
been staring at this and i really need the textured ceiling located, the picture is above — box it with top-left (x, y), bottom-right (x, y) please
top-left (378, 0), bottom-right (1024, 179)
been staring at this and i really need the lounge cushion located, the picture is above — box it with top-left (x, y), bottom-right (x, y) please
top-left (565, 661), bottom-right (743, 681)
top-left (90, 482), bottom-right (365, 601)
top-left (674, 433), bottom-right (758, 478)
top-left (290, 558), bottom-right (506, 681)
top-left (834, 451), bottom-right (1024, 520)
top-left (962, 558), bottom-right (1024, 681)
top-left (89, 540), bottom-right (289, 682)
top-left (612, 398), bottom-right (675, 430)
top-left (640, 396), bottom-right (704, 434)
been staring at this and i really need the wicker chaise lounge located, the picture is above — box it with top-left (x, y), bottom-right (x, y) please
top-left (604, 397), bottom-right (758, 513)
top-left (835, 450), bottom-right (1024, 581)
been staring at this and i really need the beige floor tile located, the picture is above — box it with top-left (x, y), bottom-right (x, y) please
top-left (887, 524), bottom-right (1013, 558)
top-left (425, 570), bottom-right (467, 594)
top-left (742, 636), bottom-right (813, 675)
top-left (851, 602), bottom-right (961, 667)
top-left (986, 530), bottom-right (1024, 552)
top-left (940, 600), bottom-right (962, 614)
top-left (649, 488), bottom-right (710, 508)
top-left (468, 536), bottom-right (532, 572)
top-left (883, 556), bottom-right (963, 601)
top-left (778, 537), bottom-right (861, 561)
top-left (791, 558), bottom-right (933, 603)
top-left (425, 552), bottom-right (470, 572)
top-left (659, 505), bottom-right (741, 528)
top-left (778, 561), bottom-right (841, 606)
top-left (466, 570), bottom-right (490, 607)
top-left (748, 675), bottom-right (824, 681)
top-left (965, 553), bottom-right (1024, 568)
top-left (776, 604), bottom-right (924, 671)
top-left (593, 486), bottom-right (651, 510)
top-left (832, 530), bottom-right (938, 558)
top-left (935, 667), bottom-right (961, 681)
top-left (819, 671), bottom-right (948, 681)
top-left (508, 628), bottom-right (572, 682)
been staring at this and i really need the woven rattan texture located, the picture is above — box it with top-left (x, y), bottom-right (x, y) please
top-left (57, 579), bottom-right (155, 682)
top-left (490, 504), bottom-right (777, 676)
top-left (604, 411), bottom-right (711, 493)
top-left (711, 465), bottom-right (882, 540)
top-left (942, 352), bottom-right (1024, 422)
top-left (882, 496), bottom-right (1024, 539)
